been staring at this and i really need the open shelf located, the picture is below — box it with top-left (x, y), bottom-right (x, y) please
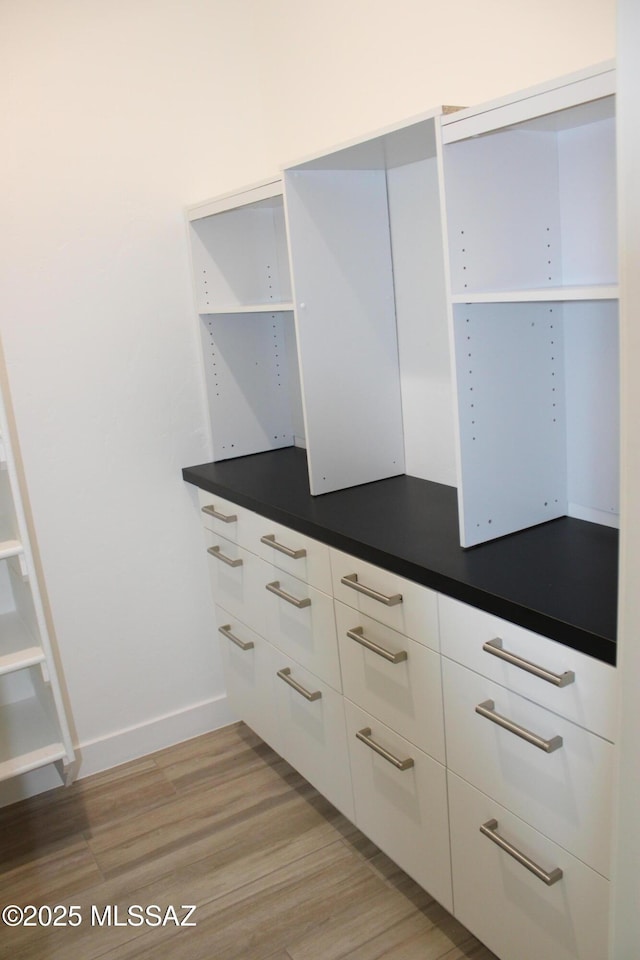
top-left (200, 302), bottom-right (295, 316)
top-left (443, 91), bottom-right (616, 300)
top-left (451, 285), bottom-right (619, 304)
top-left (0, 612), bottom-right (43, 676)
top-left (0, 539), bottom-right (22, 561)
top-left (188, 184), bottom-right (292, 315)
top-left (441, 66), bottom-right (618, 546)
top-left (0, 695), bottom-right (66, 782)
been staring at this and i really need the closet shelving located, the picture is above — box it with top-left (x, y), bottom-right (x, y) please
top-left (283, 108), bottom-right (453, 495)
top-left (187, 179), bottom-right (304, 462)
top-left (0, 340), bottom-right (75, 785)
top-left (440, 62), bottom-right (618, 547)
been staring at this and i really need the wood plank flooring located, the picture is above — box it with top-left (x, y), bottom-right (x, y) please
top-left (0, 723), bottom-right (498, 960)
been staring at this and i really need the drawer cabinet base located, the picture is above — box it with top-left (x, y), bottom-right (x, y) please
top-left (448, 772), bottom-right (609, 960)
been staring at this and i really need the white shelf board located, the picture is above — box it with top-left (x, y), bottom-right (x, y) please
top-left (0, 539), bottom-right (22, 560)
top-left (440, 61), bottom-right (615, 143)
top-left (0, 696), bottom-right (66, 782)
top-left (187, 178), bottom-right (283, 221)
top-left (200, 302), bottom-right (295, 316)
top-left (451, 285), bottom-right (619, 304)
top-left (0, 612), bottom-right (44, 676)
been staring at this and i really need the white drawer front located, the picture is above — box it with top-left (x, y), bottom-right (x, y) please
top-left (336, 601), bottom-right (445, 763)
top-left (344, 700), bottom-right (452, 912)
top-left (330, 549), bottom-right (439, 651)
top-left (439, 595), bottom-right (617, 741)
top-left (216, 606), bottom-right (281, 754)
top-left (198, 489), bottom-right (261, 549)
top-left (443, 658), bottom-right (613, 877)
top-left (448, 772), bottom-right (609, 960)
top-left (250, 515), bottom-right (332, 594)
top-left (263, 569), bottom-right (341, 691)
top-left (274, 658), bottom-right (354, 821)
top-left (205, 530), bottom-right (268, 635)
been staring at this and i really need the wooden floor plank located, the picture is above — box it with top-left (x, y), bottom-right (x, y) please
top-left (0, 723), bottom-right (498, 960)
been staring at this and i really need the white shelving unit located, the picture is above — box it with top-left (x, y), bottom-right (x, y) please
top-left (187, 119), bottom-right (457, 496)
top-left (284, 110), bottom-right (454, 494)
top-left (187, 178), bottom-right (304, 461)
top-left (0, 338), bottom-right (75, 788)
top-left (187, 63), bottom-right (618, 554)
top-left (440, 62), bottom-right (618, 546)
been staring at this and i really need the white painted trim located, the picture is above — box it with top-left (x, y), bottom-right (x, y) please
top-left (76, 693), bottom-right (236, 779)
top-left (187, 179), bottom-right (283, 221)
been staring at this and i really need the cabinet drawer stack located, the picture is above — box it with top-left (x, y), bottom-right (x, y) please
top-left (331, 548), bottom-right (452, 911)
top-left (198, 489), bottom-right (353, 820)
top-left (440, 595), bottom-right (616, 960)
top-left (195, 488), bottom-right (617, 959)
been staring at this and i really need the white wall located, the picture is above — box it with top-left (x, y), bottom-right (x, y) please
top-left (0, 0), bottom-right (617, 785)
top-left (253, 0), bottom-right (616, 165)
top-left (0, 0), bottom-right (273, 782)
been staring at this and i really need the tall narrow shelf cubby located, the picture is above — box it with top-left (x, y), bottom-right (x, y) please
top-left (187, 178), bottom-right (305, 461)
top-left (440, 62), bottom-right (618, 546)
top-left (284, 109), bottom-right (454, 495)
top-left (0, 339), bottom-right (75, 786)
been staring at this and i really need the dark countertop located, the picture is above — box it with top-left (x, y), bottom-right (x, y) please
top-left (183, 447), bottom-right (618, 665)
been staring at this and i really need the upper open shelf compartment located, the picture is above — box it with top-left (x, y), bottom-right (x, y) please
top-left (441, 66), bottom-right (617, 300)
top-left (187, 179), bottom-right (293, 315)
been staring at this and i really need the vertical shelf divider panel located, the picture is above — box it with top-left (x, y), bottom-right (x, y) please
top-left (284, 166), bottom-right (405, 495)
top-left (283, 109), bottom-right (452, 496)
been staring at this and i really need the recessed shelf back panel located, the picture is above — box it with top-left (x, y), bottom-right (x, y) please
top-left (190, 199), bottom-right (292, 312)
top-left (453, 302), bottom-right (568, 546)
top-left (444, 95), bottom-right (617, 295)
top-left (201, 311), bottom-right (304, 461)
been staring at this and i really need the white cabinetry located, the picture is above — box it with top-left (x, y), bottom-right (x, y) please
top-left (448, 773), bottom-right (610, 960)
top-left (187, 180), bottom-right (304, 462)
top-left (194, 490), bottom-right (615, 959)
top-left (197, 490), bottom-right (353, 820)
top-left (0, 340), bottom-right (74, 786)
top-left (331, 547), bottom-right (451, 908)
top-left (187, 59), bottom-right (618, 960)
top-left (440, 63), bottom-right (618, 545)
top-left (284, 111), bottom-right (453, 494)
top-left (441, 594), bottom-right (615, 959)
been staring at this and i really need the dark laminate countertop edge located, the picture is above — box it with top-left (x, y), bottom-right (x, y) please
top-left (182, 453), bottom-right (617, 666)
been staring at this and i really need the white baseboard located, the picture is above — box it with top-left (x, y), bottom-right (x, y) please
top-left (76, 693), bottom-right (236, 779)
top-left (0, 694), bottom-right (236, 808)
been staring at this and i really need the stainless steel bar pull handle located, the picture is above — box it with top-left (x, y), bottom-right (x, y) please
top-left (201, 504), bottom-right (237, 523)
top-left (347, 627), bottom-right (407, 664)
top-left (483, 638), bottom-right (575, 687)
top-left (208, 545), bottom-right (243, 567)
top-left (260, 533), bottom-right (306, 559)
top-left (480, 819), bottom-right (563, 886)
top-left (219, 624), bottom-right (254, 651)
top-left (341, 573), bottom-right (402, 606)
top-left (475, 699), bottom-right (563, 753)
top-left (266, 581), bottom-right (311, 608)
top-left (277, 667), bottom-right (321, 701)
top-left (356, 727), bottom-right (414, 771)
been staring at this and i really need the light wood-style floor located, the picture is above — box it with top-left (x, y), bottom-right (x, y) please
top-left (0, 723), bottom-right (498, 960)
